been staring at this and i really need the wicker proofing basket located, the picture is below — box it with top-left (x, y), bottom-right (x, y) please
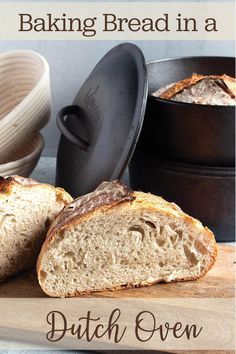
top-left (0, 50), bottom-right (51, 161)
top-left (0, 133), bottom-right (44, 177)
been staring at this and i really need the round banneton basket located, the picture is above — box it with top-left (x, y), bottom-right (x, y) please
top-left (0, 133), bottom-right (44, 177)
top-left (0, 50), bottom-right (51, 161)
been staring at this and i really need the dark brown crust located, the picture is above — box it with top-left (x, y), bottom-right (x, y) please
top-left (158, 74), bottom-right (236, 100)
top-left (0, 175), bottom-right (38, 194)
top-left (214, 76), bottom-right (235, 99)
top-left (220, 75), bottom-right (236, 98)
top-left (45, 180), bottom-right (135, 244)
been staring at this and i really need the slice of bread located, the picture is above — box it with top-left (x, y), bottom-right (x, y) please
top-left (37, 181), bottom-right (217, 298)
top-left (0, 176), bottom-right (72, 282)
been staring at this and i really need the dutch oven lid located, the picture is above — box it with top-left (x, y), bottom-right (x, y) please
top-left (56, 43), bottom-right (148, 196)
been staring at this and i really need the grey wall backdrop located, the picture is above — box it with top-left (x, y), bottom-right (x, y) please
top-left (0, 0), bottom-right (234, 156)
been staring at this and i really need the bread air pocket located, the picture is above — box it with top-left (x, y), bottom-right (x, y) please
top-left (37, 181), bottom-right (217, 298)
top-left (0, 176), bottom-right (72, 283)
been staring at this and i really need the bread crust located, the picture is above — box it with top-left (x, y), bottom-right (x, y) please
top-left (0, 175), bottom-right (71, 204)
top-left (40, 180), bottom-right (134, 245)
top-left (158, 74), bottom-right (236, 100)
top-left (37, 183), bottom-right (217, 298)
top-left (0, 175), bottom-right (36, 194)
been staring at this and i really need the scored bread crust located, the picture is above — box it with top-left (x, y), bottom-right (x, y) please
top-left (158, 74), bottom-right (236, 100)
top-left (37, 182), bottom-right (218, 298)
top-left (44, 180), bottom-right (135, 244)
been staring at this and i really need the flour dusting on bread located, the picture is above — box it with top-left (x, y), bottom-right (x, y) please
top-left (153, 74), bottom-right (236, 105)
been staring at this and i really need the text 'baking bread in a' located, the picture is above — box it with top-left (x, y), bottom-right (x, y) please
top-left (37, 181), bottom-right (217, 297)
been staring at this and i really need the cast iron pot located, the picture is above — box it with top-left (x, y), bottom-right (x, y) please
top-left (129, 149), bottom-right (235, 242)
top-left (138, 56), bottom-right (235, 166)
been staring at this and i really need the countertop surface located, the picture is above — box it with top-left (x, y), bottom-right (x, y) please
top-left (31, 156), bottom-right (57, 185)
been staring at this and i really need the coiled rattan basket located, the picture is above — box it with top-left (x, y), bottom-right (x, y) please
top-left (0, 50), bottom-right (51, 162)
top-left (0, 133), bottom-right (44, 177)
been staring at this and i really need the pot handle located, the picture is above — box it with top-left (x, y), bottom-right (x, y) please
top-left (57, 105), bottom-right (89, 151)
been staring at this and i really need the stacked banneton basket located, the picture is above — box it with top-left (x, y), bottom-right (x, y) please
top-left (129, 57), bottom-right (235, 242)
top-left (0, 50), bottom-right (51, 177)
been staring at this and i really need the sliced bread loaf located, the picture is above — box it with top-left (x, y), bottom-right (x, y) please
top-left (0, 176), bottom-right (72, 282)
top-left (37, 181), bottom-right (217, 297)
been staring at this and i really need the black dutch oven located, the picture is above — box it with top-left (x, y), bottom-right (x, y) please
top-left (56, 43), bottom-right (235, 242)
top-left (138, 56), bottom-right (235, 166)
top-left (129, 148), bottom-right (235, 242)
top-left (56, 43), bottom-right (148, 197)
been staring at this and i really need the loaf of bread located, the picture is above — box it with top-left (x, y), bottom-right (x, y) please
top-left (153, 74), bottom-right (236, 105)
top-left (0, 176), bottom-right (72, 282)
top-left (37, 181), bottom-right (217, 298)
